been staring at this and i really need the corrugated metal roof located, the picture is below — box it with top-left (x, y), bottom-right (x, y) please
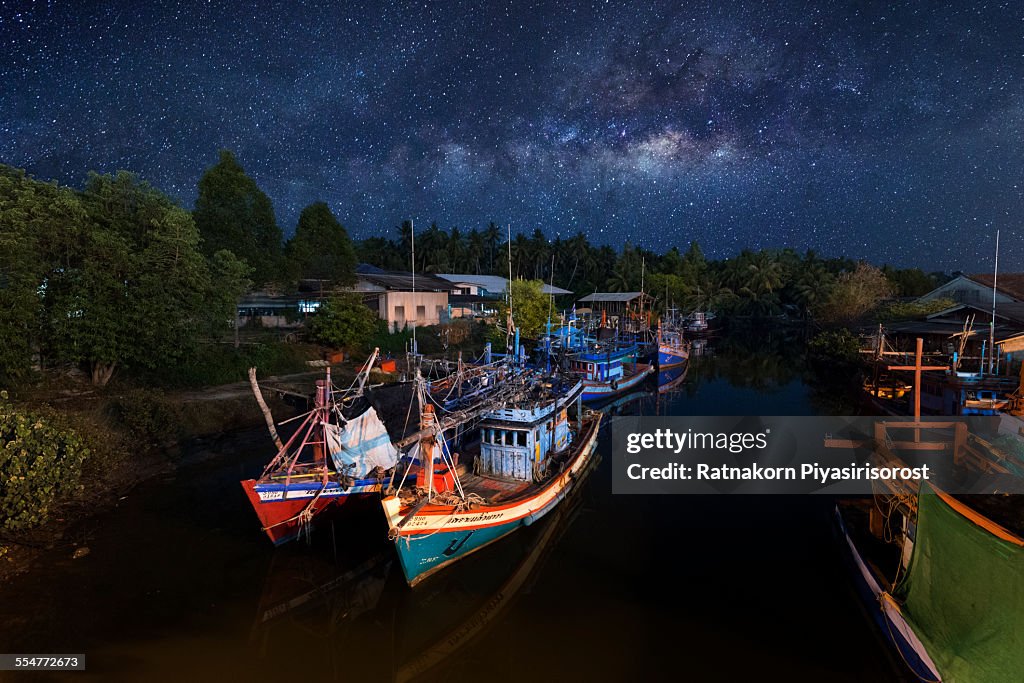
top-left (436, 274), bottom-right (572, 295)
top-left (577, 292), bottom-right (646, 302)
top-left (356, 271), bottom-right (454, 292)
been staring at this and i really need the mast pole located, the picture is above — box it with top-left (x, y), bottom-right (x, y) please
top-left (403, 220), bottom-right (411, 358)
top-left (989, 229), bottom-right (1000, 375)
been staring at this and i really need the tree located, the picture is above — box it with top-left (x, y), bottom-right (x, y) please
top-left (285, 202), bottom-right (356, 285)
top-left (815, 263), bottom-right (893, 325)
top-left (44, 172), bottom-right (214, 386)
top-left (308, 293), bottom-right (378, 350)
top-left (0, 166), bottom-right (90, 385)
top-left (505, 279), bottom-right (549, 338)
top-left (193, 150), bottom-right (282, 286)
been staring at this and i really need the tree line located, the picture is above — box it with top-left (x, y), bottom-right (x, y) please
top-left (1, 148), bottom-right (948, 386)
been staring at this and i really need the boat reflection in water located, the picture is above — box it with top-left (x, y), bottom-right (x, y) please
top-left (252, 451), bottom-right (600, 682)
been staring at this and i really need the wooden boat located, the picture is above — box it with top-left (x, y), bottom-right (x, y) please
top-left (242, 354), bottom-right (526, 545)
top-left (834, 421), bottom-right (1024, 681)
top-left (567, 343), bottom-right (653, 402)
top-left (382, 378), bottom-right (600, 586)
top-left (655, 321), bottom-right (689, 370)
top-left (862, 374), bottom-right (912, 400)
top-left (241, 368), bottom-right (412, 545)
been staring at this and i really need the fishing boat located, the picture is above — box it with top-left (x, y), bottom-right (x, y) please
top-left (382, 377), bottom-right (600, 587)
top-left (833, 419), bottom-right (1024, 681)
top-left (241, 365), bottom-right (412, 545)
top-left (684, 310), bottom-right (716, 335)
top-left (567, 342), bottom-right (653, 402)
top-left (861, 374), bottom-right (913, 400)
top-left (655, 319), bottom-right (689, 370)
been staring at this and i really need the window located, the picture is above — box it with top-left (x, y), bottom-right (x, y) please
top-left (394, 305), bottom-right (405, 320)
top-left (416, 305), bottom-right (426, 320)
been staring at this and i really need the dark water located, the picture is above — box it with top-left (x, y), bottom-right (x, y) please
top-left (0, 330), bottom-right (906, 682)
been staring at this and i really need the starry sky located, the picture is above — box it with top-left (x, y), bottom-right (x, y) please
top-left (2, 0), bottom-right (1022, 270)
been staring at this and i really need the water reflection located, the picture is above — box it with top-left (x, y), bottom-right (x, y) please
top-left (250, 455), bottom-right (600, 682)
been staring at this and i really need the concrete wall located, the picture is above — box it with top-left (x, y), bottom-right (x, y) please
top-left (380, 291), bottom-right (449, 328)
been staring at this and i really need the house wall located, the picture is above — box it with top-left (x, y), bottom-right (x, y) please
top-left (380, 291), bottom-right (449, 328)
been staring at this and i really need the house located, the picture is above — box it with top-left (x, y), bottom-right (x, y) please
top-left (436, 274), bottom-right (572, 318)
top-left (880, 274), bottom-right (1024, 363)
top-left (919, 273), bottom-right (1024, 306)
top-left (237, 291), bottom-right (320, 328)
top-left (352, 266), bottom-right (456, 329)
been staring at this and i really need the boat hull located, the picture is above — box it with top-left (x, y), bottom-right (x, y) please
top-left (242, 474), bottom-right (412, 545)
top-left (656, 344), bottom-right (688, 370)
top-left (580, 366), bottom-right (652, 402)
top-left (834, 506), bottom-right (942, 681)
top-left (384, 416), bottom-right (602, 586)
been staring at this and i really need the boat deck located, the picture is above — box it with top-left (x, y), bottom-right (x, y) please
top-left (458, 471), bottom-right (533, 503)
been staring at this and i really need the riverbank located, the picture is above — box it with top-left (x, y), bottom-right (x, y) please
top-left (0, 363), bottom-right (365, 583)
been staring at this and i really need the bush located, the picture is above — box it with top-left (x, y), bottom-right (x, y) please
top-left (109, 388), bottom-right (184, 446)
top-left (0, 392), bottom-right (90, 531)
top-left (307, 294), bottom-right (377, 351)
top-left (138, 341), bottom-right (317, 388)
top-left (808, 329), bottom-right (862, 365)
top-left (875, 298), bottom-right (956, 323)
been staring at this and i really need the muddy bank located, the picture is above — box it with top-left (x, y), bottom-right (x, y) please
top-left (0, 369), bottom-right (338, 583)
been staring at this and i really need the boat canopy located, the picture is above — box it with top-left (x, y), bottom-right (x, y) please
top-left (893, 483), bottom-right (1024, 682)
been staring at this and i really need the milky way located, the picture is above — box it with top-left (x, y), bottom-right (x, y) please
top-left (2, 0), bottom-right (1022, 269)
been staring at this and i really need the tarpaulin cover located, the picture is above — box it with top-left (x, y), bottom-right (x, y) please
top-left (893, 483), bottom-right (1024, 682)
top-left (325, 407), bottom-right (399, 478)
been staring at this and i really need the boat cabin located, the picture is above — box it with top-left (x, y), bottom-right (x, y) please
top-left (477, 409), bottom-right (572, 483)
top-left (568, 346), bottom-right (635, 383)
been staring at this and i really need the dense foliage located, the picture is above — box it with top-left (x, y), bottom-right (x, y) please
top-left (308, 293), bottom-right (379, 350)
top-left (193, 150), bottom-right (283, 286)
top-left (0, 166), bottom-right (250, 386)
top-left (0, 392), bottom-right (89, 530)
top-left (286, 202), bottom-right (357, 285)
top-left (505, 279), bottom-right (550, 338)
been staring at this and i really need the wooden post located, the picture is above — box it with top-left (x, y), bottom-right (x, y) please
top-left (886, 337), bottom-right (947, 441)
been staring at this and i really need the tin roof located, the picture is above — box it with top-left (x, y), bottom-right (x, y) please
top-left (577, 292), bottom-right (648, 303)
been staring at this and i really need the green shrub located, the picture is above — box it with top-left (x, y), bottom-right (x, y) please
top-left (0, 392), bottom-right (89, 530)
top-left (109, 388), bottom-right (184, 446)
top-left (875, 298), bottom-right (956, 323)
top-left (808, 329), bottom-right (862, 364)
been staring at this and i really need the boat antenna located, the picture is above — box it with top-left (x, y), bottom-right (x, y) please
top-left (989, 229), bottom-right (1000, 375)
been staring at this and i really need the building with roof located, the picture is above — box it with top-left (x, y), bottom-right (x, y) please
top-left (919, 273), bottom-right (1024, 307)
top-left (576, 292), bottom-right (653, 320)
top-left (437, 274), bottom-right (572, 318)
top-left (436, 274), bottom-right (571, 297)
top-left (880, 277), bottom-right (1024, 361)
top-left (353, 268), bottom-right (456, 328)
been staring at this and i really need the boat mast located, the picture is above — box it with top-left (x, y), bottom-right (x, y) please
top-left (410, 219), bottom-right (417, 359)
top-left (989, 229), bottom-right (1000, 375)
top-left (507, 223), bottom-right (514, 360)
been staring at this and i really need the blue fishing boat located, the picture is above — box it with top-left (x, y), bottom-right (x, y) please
top-left (382, 377), bottom-right (600, 587)
top-left (567, 342), bottom-right (653, 402)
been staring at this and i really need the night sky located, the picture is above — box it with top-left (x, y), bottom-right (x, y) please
top-left (2, 1), bottom-right (1022, 270)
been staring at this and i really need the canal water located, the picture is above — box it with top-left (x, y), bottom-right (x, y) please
top-left (0, 329), bottom-right (908, 682)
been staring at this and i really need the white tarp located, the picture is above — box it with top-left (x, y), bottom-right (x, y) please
top-left (325, 407), bottom-right (399, 478)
